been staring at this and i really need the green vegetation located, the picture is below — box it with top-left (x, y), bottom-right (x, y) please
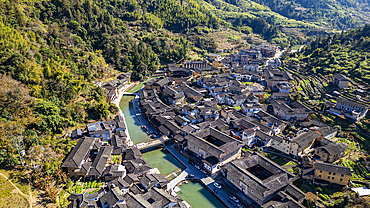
top-left (233, 106), bottom-right (241, 110)
top-left (251, 0), bottom-right (365, 30)
top-left (286, 24), bottom-right (370, 86)
top-left (0, 174), bottom-right (29, 208)
top-left (127, 83), bottom-right (144, 93)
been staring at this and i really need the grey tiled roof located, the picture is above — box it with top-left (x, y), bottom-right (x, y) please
top-left (88, 146), bottom-right (113, 176)
top-left (316, 143), bottom-right (346, 155)
top-left (274, 100), bottom-right (313, 114)
top-left (292, 131), bottom-right (321, 147)
top-left (62, 137), bottom-right (95, 168)
top-left (316, 126), bottom-right (337, 137)
top-left (284, 184), bottom-right (305, 202)
top-left (223, 152), bottom-right (297, 198)
top-left (109, 178), bottom-right (130, 190)
top-left (336, 97), bottom-right (369, 110)
top-left (186, 127), bottom-right (243, 159)
top-left (315, 161), bottom-right (351, 176)
top-left (99, 187), bottom-right (124, 208)
top-left (123, 160), bottom-right (151, 175)
top-left (334, 73), bottom-right (350, 81)
top-left (141, 173), bottom-right (169, 191)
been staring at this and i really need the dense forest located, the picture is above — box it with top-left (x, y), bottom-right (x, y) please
top-left (286, 24), bottom-right (370, 85)
top-left (249, 0), bottom-right (364, 29)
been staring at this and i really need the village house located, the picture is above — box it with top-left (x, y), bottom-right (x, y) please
top-left (209, 53), bottom-right (223, 61)
top-left (174, 115), bottom-right (190, 127)
top-left (140, 96), bottom-right (172, 119)
top-left (117, 72), bottom-right (132, 86)
top-left (255, 110), bottom-right (286, 135)
top-left (266, 130), bottom-right (322, 157)
top-left (313, 161), bottom-right (351, 186)
top-left (194, 67), bottom-right (219, 75)
top-left (261, 189), bottom-right (306, 208)
top-left (182, 84), bottom-right (204, 102)
top-left (185, 127), bottom-right (244, 174)
top-left (239, 48), bottom-right (262, 59)
top-left (333, 73), bottom-right (350, 89)
top-left (240, 128), bottom-right (257, 146)
top-left (221, 151), bottom-right (297, 206)
top-left (315, 126), bottom-right (338, 140)
top-left (225, 94), bottom-right (247, 107)
top-left (198, 105), bottom-right (219, 120)
top-left (62, 132), bottom-right (135, 181)
top-left (62, 137), bottom-right (100, 177)
top-left (291, 131), bottom-right (322, 156)
top-left (276, 83), bottom-right (292, 93)
top-left (68, 177), bottom-right (186, 208)
top-left (87, 120), bottom-right (116, 141)
top-left (264, 69), bottom-right (294, 88)
top-left (245, 83), bottom-right (265, 95)
top-left (241, 102), bottom-right (263, 116)
top-left (102, 80), bottom-right (126, 102)
top-left (229, 118), bottom-right (259, 146)
top-left (181, 105), bottom-right (198, 116)
top-left (167, 67), bottom-right (193, 84)
top-left (265, 58), bottom-right (282, 68)
top-left (265, 136), bottom-right (293, 155)
top-left (181, 124), bottom-right (200, 136)
top-left (329, 97), bottom-right (369, 121)
top-left (71, 128), bottom-right (83, 139)
top-left (139, 89), bottom-right (157, 100)
top-left (140, 173), bottom-right (169, 191)
top-left (162, 86), bottom-right (185, 106)
top-left (240, 94), bottom-right (262, 116)
top-left (271, 100), bottom-right (313, 121)
top-left (270, 92), bottom-right (291, 100)
top-left (87, 146), bottom-right (114, 179)
top-left (257, 44), bottom-right (279, 58)
top-left (144, 77), bottom-right (173, 91)
top-left (314, 142), bottom-right (347, 163)
top-left (182, 60), bottom-right (209, 69)
top-left (124, 187), bottom-right (184, 207)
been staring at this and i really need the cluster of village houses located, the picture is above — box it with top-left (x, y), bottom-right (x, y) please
top-left (64, 44), bottom-right (370, 208)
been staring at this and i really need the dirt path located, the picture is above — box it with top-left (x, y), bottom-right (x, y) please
top-left (0, 173), bottom-right (32, 208)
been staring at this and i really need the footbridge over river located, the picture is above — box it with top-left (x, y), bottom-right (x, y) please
top-left (135, 136), bottom-right (171, 151)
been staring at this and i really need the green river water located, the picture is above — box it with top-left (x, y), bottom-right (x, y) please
top-left (119, 95), bottom-right (151, 144)
top-left (119, 95), bottom-right (183, 175)
top-left (119, 95), bottom-right (225, 207)
top-left (142, 148), bottom-right (184, 176)
top-left (177, 182), bottom-right (227, 208)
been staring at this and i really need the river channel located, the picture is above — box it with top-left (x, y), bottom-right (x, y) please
top-left (177, 181), bottom-right (227, 208)
top-left (119, 95), bottom-right (184, 176)
top-left (119, 95), bottom-right (151, 144)
top-left (119, 95), bottom-right (226, 207)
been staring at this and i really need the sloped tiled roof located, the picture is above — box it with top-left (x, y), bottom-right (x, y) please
top-left (62, 137), bottom-right (95, 168)
top-left (315, 161), bottom-right (351, 176)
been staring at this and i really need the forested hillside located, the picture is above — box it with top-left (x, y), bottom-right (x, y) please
top-left (0, 0), bottom-right (286, 202)
top-left (201, 0), bottom-right (370, 46)
top-left (286, 24), bottom-right (370, 86)
top-left (249, 0), bottom-right (369, 29)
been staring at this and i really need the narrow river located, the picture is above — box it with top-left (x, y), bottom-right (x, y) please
top-left (119, 96), bottom-right (184, 176)
top-left (119, 95), bottom-right (151, 144)
top-left (177, 182), bottom-right (227, 208)
top-left (119, 95), bottom-right (226, 207)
